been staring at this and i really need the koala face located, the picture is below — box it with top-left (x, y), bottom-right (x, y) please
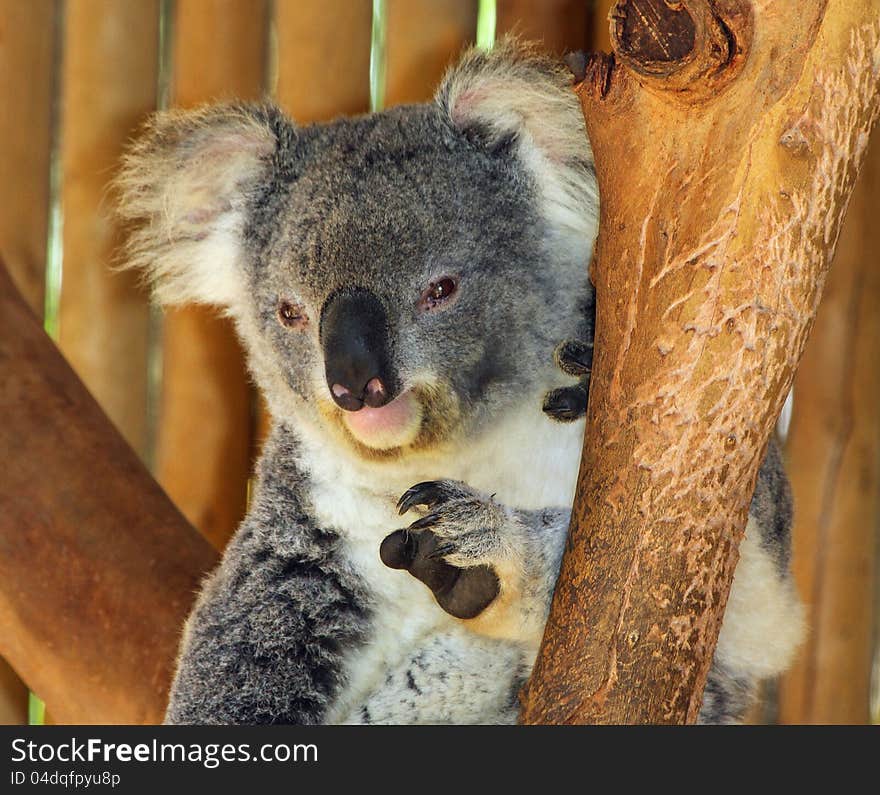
top-left (249, 105), bottom-right (587, 455)
top-left (118, 41), bottom-right (598, 460)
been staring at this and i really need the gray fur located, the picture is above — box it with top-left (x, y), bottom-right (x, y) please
top-left (749, 437), bottom-right (794, 574)
top-left (166, 427), bottom-right (371, 724)
top-left (119, 40), bottom-right (802, 725)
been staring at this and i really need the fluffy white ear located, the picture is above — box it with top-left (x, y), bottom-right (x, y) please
top-left (116, 103), bottom-right (281, 309)
top-left (436, 39), bottom-right (598, 256)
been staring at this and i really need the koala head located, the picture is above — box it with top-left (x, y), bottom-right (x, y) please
top-left (118, 40), bottom-right (597, 463)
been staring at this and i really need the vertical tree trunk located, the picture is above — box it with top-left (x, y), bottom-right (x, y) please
top-left (520, 0), bottom-right (880, 724)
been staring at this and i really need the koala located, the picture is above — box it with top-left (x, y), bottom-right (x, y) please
top-left (118, 40), bottom-right (803, 725)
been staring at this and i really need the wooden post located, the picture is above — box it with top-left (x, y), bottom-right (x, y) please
top-left (496, 0), bottom-right (591, 53)
top-left (56, 0), bottom-right (160, 457)
top-left (591, 0), bottom-right (615, 52)
top-left (384, 0), bottom-right (477, 107)
top-left (520, 0), bottom-right (880, 724)
top-left (777, 133), bottom-right (880, 725)
top-left (0, 0), bottom-right (55, 316)
top-left (274, 0), bottom-right (372, 121)
top-left (155, 0), bottom-right (269, 551)
top-left (0, 260), bottom-right (217, 724)
top-left (0, 0), bottom-right (59, 726)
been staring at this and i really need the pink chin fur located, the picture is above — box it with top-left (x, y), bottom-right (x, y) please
top-left (343, 389), bottom-right (422, 450)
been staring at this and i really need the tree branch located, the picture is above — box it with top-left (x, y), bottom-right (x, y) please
top-left (0, 260), bottom-right (217, 724)
top-left (520, 0), bottom-right (880, 724)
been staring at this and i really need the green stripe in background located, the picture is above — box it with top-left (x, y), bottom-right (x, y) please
top-left (28, 694), bottom-right (46, 726)
top-left (31, 0), bottom-right (68, 728)
top-left (476, 0), bottom-right (497, 50)
top-left (370, 0), bottom-right (387, 112)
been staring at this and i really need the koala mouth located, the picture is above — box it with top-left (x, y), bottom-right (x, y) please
top-left (342, 388), bottom-right (423, 451)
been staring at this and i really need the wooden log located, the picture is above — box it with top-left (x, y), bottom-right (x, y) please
top-left (56, 0), bottom-right (160, 457)
top-left (496, 0), bottom-right (591, 53)
top-left (0, 260), bottom-right (218, 724)
top-left (155, 0), bottom-right (268, 550)
top-left (274, 0), bottom-right (372, 122)
top-left (0, 0), bottom-right (58, 727)
top-left (520, 0), bottom-right (880, 724)
top-left (384, 0), bottom-right (477, 107)
top-left (591, 0), bottom-right (615, 52)
top-left (0, 0), bottom-right (55, 316)
top-left (777, 133), bottom-right (880, 725)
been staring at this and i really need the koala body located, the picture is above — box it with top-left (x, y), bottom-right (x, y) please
top-left (120, 42), bottom-right (803, 725)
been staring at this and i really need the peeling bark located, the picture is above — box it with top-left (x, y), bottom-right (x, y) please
top-left (520, 0), bottom-right (880, 724)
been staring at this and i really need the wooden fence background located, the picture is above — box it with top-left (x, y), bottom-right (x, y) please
top-left (0, 0), bottom-right (876, 725)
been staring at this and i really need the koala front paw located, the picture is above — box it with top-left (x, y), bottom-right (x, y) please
top-left (542, 339), bottom-right (592, 422)
top-left (381, 480), bottom-right (518, 620)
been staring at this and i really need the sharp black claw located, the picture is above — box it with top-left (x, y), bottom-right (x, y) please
top-left (554, 340), bottom-right (593, 377)
top-left (397, 481), bottom-right (445, 515)
top-left (428, 542), bottom-right (456, 560)
top-left (543, 386), bottom-right (588, 422)
top-left (409, 512), bottom-right (441, 530)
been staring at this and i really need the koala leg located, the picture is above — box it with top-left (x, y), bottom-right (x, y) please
top-left (697, 663), bottom-right (756, 724)
top-left (699, 439), bottom-right (804, 723)
top-left (382, 480), bottom-right (569, 645)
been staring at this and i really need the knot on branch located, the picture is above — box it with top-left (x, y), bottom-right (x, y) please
top-left (570, 51), bottom-right (616, 99)
top-left (609, 0), bottom-right (752, 99)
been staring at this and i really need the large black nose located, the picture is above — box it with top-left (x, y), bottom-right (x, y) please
top-left (320, 288), bottom-right (395, 412)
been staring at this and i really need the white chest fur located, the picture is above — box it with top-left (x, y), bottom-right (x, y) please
top-left (296, 408), bottom-right (585, 722)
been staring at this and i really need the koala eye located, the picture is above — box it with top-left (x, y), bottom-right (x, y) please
top-left (278, 301), bottom-right (308, 330)
top-left (418, 276), bottom-right (459, 313)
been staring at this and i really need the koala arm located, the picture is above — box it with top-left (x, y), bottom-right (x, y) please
top-left (165, 432), bottom-right (370, 725)
top-left (382, 480), bottom-right (570, 648)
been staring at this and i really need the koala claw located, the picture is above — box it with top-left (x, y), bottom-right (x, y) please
top-left (396, 479), bottom-right (468, 515)
top-left (554, 339), bottom-right (592, 377)
top-left (542, 384), bottom-right (588, 422)
top-left (408, 512), bottom-right (441, 530)
top-left (383, 480), bottom-right (512, 619)
top-left (543, 339), bottom-right (593, 423)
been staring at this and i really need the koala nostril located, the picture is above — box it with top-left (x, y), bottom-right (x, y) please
top-left (363, 377), bottom-right (388, 408)
top-left (330, 383), bottom-right (364, 412)
top-left (329, 377), bottom-right (389, 411)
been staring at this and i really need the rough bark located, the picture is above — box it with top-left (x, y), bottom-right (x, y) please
top-left (0, 260), bottom-right (217, 724)
top-left (520, 0), bottom-right (880, 724)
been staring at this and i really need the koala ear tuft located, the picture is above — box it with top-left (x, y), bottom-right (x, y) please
top-left (437, 38), bottom-right (598, 255)
top-left (116, 102), bottom-right (286, 310)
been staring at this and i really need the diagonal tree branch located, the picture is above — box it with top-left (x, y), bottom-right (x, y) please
top-left (0, 260), bottom-right (217, 724)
